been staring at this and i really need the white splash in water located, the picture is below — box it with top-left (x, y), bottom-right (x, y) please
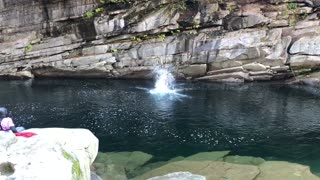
top-left (150, 69), bottom-right (176, 94)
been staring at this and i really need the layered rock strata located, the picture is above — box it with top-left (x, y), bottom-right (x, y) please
top-left (1, 0), bottom-right (320, 83)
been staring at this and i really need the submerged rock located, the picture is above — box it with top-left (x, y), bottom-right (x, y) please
top-left (88, 149), bottom-right (320, 180)
top-left (0, 128), bottom-right (99, 180)
top-left (90, 172), bottom-right (103, 180)
top-left (147, 172), bottom-right (205, 180)
top-left (135, 159), bottom-right (320, 180)
top-left (257, 161), bottom-right (320, 180)
top-left (184, 151), bottom-right (230, 161)
top-left (92, 163), bottom-right (127, 180)
top-left (133, 153), bottom-right (320, 180)
top-left (92, 151), bottom-right (153, 179)
top-left (134, 161), bottom-right (260, 180)
top-left (130, 156), bottom-right (186, 178)
top-left (224, 155), bottom-right (265, 165)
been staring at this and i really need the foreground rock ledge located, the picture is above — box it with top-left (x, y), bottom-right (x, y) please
top-left (92, 150), bottom-right (320, 180)
top-left (0, 128), bottom-right (99, 180)
top-left (135, 161), bottom-right (320, 180)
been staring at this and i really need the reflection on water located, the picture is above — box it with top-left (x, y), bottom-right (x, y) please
top-left (1, 80), bottom-right (320, 172)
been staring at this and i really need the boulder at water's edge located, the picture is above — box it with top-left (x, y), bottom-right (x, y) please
top-left (0, 128), bottom-right (99, 180)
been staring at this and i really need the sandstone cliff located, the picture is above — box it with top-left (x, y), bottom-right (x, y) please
top-left (1, 0), bottom-right (320, 84)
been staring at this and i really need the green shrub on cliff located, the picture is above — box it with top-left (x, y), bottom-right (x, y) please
top-left (25, 44), bottom-right (33, 52)
top-left (132, 36), bottom-right (142, 42)
top-left (157, 34), bottom-right (166, 41)
top-left (95, 7), bottom-right (104, 13)
top-left (288, 2), bottom-right (297, 10)
top-left (85, 11), bottom-right (94, 18)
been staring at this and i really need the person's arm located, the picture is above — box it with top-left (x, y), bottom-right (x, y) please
top-left (10, 126), bottom-right (18, 133)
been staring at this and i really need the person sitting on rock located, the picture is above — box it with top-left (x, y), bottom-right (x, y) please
top-left (0, 107), bottom-right (24, 133)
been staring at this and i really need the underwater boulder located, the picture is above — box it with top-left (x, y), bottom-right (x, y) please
top-left (147, 172), bottom-right (205, 180)
top-left (224, 155), bottom-right (265, 165)
top-left (257, 161), bottom-right (320, 180)
top-left (91, 160), bottom-right (127, 180)
top-left (92, 151), bottom-right (153, 179)
top-left (129, 156), bottom-right (186, 178)
top-left (184, 151), bottom-right (230, 161)
top-left (134, 161), bottom-right (260, 180)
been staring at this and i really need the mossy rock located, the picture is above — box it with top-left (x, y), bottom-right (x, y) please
top-left (61, 149), bottom-right (83, 180)
top-left (167, 156), bottom-right (185, 163)
top-left (129, 161), bottom-right (168, 178)
top-left (0, 162), bottom-right (15, 176)
top-left (134, 161), bottom-right (259, 180)
top-left (184, 151), bottom-right (230, 161)
top-left (256, 161), bottom-right (320, 180)
top-left (147, 172), bottom-right (205, 180)
top-left (92, 162), bottom-right (127, 180)
top-left (129, 156), bottom-right (185, 178)
top-left (224, 155), bottom-right (265, 165)
top-left (91, 162), bottom-right (106, 176)
top-left (94, 152), bottom-right (108, 164)
top-left (94, 151), bottom-right (153, 173)
top-left (102, 164), bottom-right (127, 180)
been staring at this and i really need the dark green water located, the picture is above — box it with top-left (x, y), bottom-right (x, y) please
top-left (1, 79), bottom-right (320, 172)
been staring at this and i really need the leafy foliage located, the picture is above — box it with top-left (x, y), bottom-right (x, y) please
top-left (288, 2), bottom-right (297, 10)
top-left (95, 7), bottom-right (104, 13)
top-left (85, 11), bottom-right (94, 18)
top-left (157, 34), bottom-right (166, 41)
top-left (25, 44), bottom-right (33, 52)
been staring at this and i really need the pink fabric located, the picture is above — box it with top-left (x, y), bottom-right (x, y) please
top-left (1, 117), bottom-right (15, 130)
top-left (15, 132), bottom-right (37, 138)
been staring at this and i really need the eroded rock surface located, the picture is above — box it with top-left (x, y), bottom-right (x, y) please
top-left (91, 151), bottom-right (320, 180)
top-left (0, 128), bottom-right (99, 180)
top-left (0, 0), bottom-right (320, 84)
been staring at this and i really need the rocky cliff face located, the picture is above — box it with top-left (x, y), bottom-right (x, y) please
top-left (1, 0), bottom-right (320, 83)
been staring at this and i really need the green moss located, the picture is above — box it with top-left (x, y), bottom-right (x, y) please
top-left (72, 161), bottom-right (82, 180)
top-left (132, 36), bottom-right (142, 42)
top-left (0, 162), bottom-right (15, 176)
top-left (62, 150), bottom-right (73, 160)
top-left (288, 15), bottom-right (297, 27)
top-left (62, 149), bottom-right (83, 180)
top-left (288, 2), bottom-right (297, 10)
top-left (85, 11), bottom-right (94, 18)
top-left (25, 44), bottom-right (33, 52)
top-left (95, 7), bottom-right (104, 13)
top-left (157, 34), bottom-right (166, 41)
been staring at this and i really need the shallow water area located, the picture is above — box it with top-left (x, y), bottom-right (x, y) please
top-left (1, 79), bottom-right (320, 173)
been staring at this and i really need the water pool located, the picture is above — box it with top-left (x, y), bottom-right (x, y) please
top-left (1, 79), bottom-right (320, 173)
